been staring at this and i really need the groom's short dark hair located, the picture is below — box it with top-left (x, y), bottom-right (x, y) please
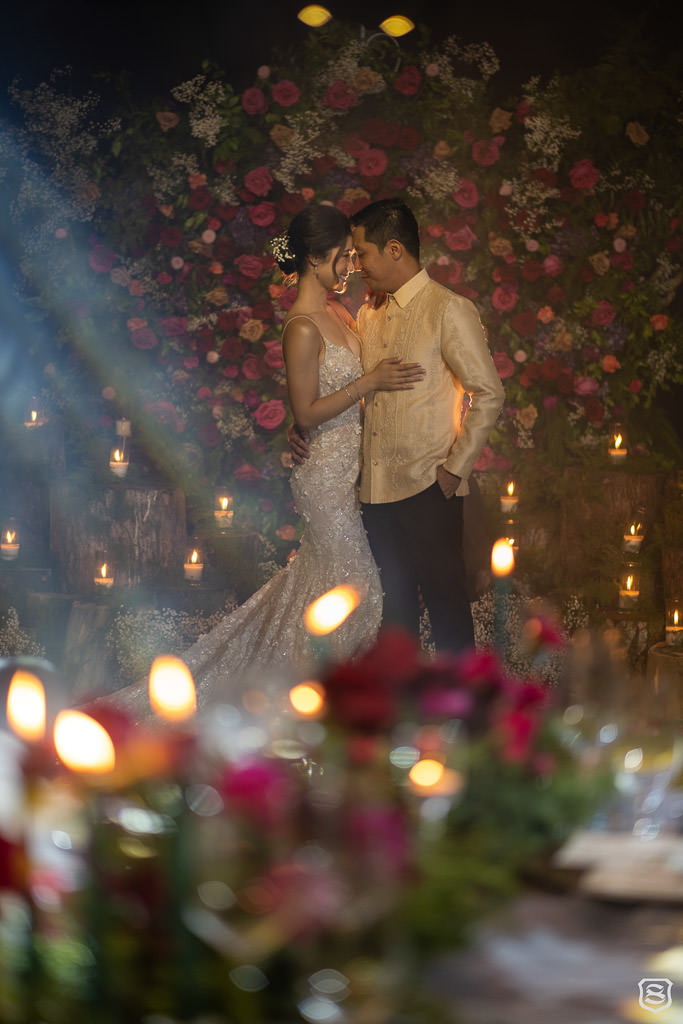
top-left (351, 199), bottom-right (420, 261)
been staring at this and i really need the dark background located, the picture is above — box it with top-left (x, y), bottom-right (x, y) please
top-left (1, 0), bottom-right (678, 104)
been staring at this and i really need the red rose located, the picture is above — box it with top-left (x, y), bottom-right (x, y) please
top-left (531, 167), bottom-right (558, 188)
top-left (248, 202), bottom-right (276, 226)
top-left (472, 140), bottom-right (501, 166)
top-left (311, 155), bottom-right (337, 175)
top-left (584, 397), bottom-right (605, 423)
top-left (360, 120), bottom-right (400, 147)
top-left (323, 80), bottom-right (358, 110)
top-left (357, 148), bottom-right (388, 177)
top-left (242, 87), bottom-right (268, 114)
top-left (253, 399), bottom-right (286, 429)
top-left (512, 311), bottom-right (538, 337)
top-left (611, 251), bottom-right (634, 270)
top-left (629, 379), bottom-right (643, 393)
top-left (160, 226), bottom-right (183, 247)
top-left (428, 264), bottom-right (450, 285)
top-left (213, 203), bottom-right (239, 222)
top-left (252, 300), bottom-right (274, 320)
top-left (590, 300), bottom-right (616, 326)
top-left (394, 65), bottom-right (421, 96)
top-left (160, 316), bottom-right (188, 337)
top-left (221, 337), bottom-right (244, 359)
top-left (280, 192), bottom-right (306, 214)
top-left (623, 189), bottom-right (645, 213)
top-left (493, 352), bottom-right (515, 378)
top-left (188, 187), bottom-right (213, 211)
top-left (650, 314), bottom-right (669, 330)
top-left (445, 225), bottom-right (477, 251)
top-left (88, 243), bottom-right (117, 273)
top-left (263, 339), bottom-right (284, 369)
top-left (244, 166), bottom-right (273, 197)
top-left (521, 260), bottom-right (543, 282)
top-left (235, 254), bottom-right (264, 279)
top-left (396, 125), bottom-right (420, 150)
top-left (130, 327), bottom-right (158, 349)
top-left (272, 79), bottom-right (300, 107)
top-left (569, 158), bottom-right (600, 189)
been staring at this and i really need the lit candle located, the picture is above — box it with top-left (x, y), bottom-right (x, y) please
top-left (665, 601), bottom-right (683, 646)
top-left (1, 526), bottom-right (20, 561)
top-left (109, 444), bottom-right (129, 478)
top-left (24, 399), bottom-right (47, 429)
top-left (213, 492), bottom-right (234, 529)
top-left (623, 519), bottom-right (645, 554)
top-left (491, 538), bottom-right (515, 652)
top-left (618, 564), bottom-right (640, 608)
top-left (609, 427), bottom-right (628, 462)
top-left (94, 562), bottom-right (114, 589)
top-left (184, 548), bottom-right (204, 582)
top-left (304, 584), bottom-right (360, 636)
top-left (500, 480), bottom-right (518, 514)
top-left (148, 656), bottom-right (197, 722)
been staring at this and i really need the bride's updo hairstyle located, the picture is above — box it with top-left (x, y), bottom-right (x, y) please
top-left (272, 204), bottom-right (350, 283)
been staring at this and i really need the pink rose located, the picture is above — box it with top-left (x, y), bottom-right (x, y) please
top-left (89, 244), bottom-right (117, 273)
top-left (242, 87), bottom-right (268, 115)
top-left (474, 445), bottom-right (495, 471)
top-left (445, 225), bottom-right (477, 251)
top-left (235, 463), bottom-right (262, 480)
top-left (160, 316), bottom-right (188, 337)
top-left (144, 399), bottom-right (184, 432)
top-left (601, 355), bottom-right (621, 372)
top-left (591, 300), bottom-right (616, 326)
top-left (272, 79), bottom-right (300, 107)
top-left (244, 166), bottom-right (273, 197)
top-left (493, 352), bottom-right (515, 378)
top-left (323, 81), bottom-right (358, 110)
top-left (453, 178), bottom-right (479, 209)
top-left (235, 254), bottom-right (264, 279)
top-left (491, 286), bottom-right (518, 312)
top-left (542, 254), bottom-right (563, 277)
top-left (263, 339), bottom-right (284, 369)
top-left (248, 202), bottom-right (277, 226)
top-left (394, 65), bottom-right (422, 96)
top-left (472, 140), bottom-right (501, 166)
top-left (130, 327), bottom-right (158, 350)
top-left (650, 314), bottom-right (669, 330)
top-left (276, 524), bottom-right (297, 541)
top-left (253, 399), bottom-right (286, 429)
top-left (357, 148), bottom-right (388, 177)
top-left (574, 376), bottom-right (599, 395)
top-left (242, 354), bottom-right (263, 379)
top-left (569, 158), bottom-right (600, 189)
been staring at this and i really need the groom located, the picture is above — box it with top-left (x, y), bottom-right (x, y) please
top-left (294, 198), bottom-right (504, 653)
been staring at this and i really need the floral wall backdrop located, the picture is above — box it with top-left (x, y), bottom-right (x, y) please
top-left (1, 23), bottom-right (682, 589)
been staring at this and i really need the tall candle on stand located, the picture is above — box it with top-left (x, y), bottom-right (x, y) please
top-left (491, 538), bottom-right (515, 653)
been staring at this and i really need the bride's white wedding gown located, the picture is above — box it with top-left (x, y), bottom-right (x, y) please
top-left (97, 336), bottom-right (383, 719)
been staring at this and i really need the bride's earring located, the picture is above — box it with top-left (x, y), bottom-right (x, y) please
top-left (312, 262), bottom-right (319, 278)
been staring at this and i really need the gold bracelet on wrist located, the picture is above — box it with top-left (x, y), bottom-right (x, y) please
top-left (351, 380), bottom-right (362, 402)
top-left (344, 385), bottom-right (356, 404)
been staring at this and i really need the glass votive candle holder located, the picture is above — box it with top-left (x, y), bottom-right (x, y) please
top-left (608, 423), bottom-right (628, 463)
top-left (0, 520), bottom-right (20, 561)
top-left (109, 438), bottom-right (130, 478)
top-left (94, 556), bottom-right (115, 590)
top-left (622, 510), bottom-right (646, 555)
top-left (665, 599), bottom-right (683, 647)
top-left (500, 480), bottom-right (518, 514)
top-left (618, 562), bottom-right (640, 609)
top-left (184, 543), bottom-right (204, 583)
top-left (213, 488), bottom-right (234, 530)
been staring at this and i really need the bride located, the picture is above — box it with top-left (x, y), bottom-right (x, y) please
top-left (95, 204), bottom-right (424, 716)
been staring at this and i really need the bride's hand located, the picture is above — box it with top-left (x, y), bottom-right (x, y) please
top-left (366, 357), bottom-right (425, 392)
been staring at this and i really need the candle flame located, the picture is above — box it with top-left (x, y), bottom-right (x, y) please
top-left (4, 530), bottom-right (16, 544)
top-left (491, 538), bottom-right (515, 577)
top-left (219, 496), bottom-right (230, 511)
top-left (54, 711), bottom-right (116, 774)
top-left (304, 584), bottom-right (360, 635)
top-left (289, 681), bottom-right (325, 716)
top-left (100, 562), bottom-right (109, 578)
top-left (506, 480), bottom-right (515, 497)
top-left (674, 610), bottom-right (679, 627)
top-left (6, 671), bottom-right (46, 743)
top-left (614, 433), bottom-right (623, 450)
top-left (149, 655), bottom-right (196, 721)
top-left (409, 758), bottom-right (445, 789)
top-left (190, 549), bottom-right (199, 564)
top-left (112, 448), bottom-right (123, 462)
top-left (626, 574), bottom-right (634, 591)
top-left (30, 410), bottom-right (38, 423)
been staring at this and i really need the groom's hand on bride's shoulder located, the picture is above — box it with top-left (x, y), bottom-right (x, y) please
top-left (288, 422), bottom-right (311, 464)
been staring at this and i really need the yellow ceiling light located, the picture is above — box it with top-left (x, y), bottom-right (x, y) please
top-left (379, 15), bottom-right (415, 37)
top-left (297, 5), bottom-right (333, 27)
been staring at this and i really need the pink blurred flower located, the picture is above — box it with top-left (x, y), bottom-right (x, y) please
top-left (394, 65), bottom-right (422, 95)
top-left (472, 139), bottom-right (501, 166)
top-left (569, 158), bottom-right (599, 189)
top-left (357, 148), bottom-right (388, 177)
top-left (244, 166), bottom-right (273, 196)
top-left (591, 300), bottom-right (616, 326)
top-left (574, 376), bottom-right (599, 395)
top-left (248, 202), bottom-right (277, 226)
top-left (323, 80), bottom-right (358, 110)
top-left (491, 286), bottom-right (518, 312)
top-left (601, 354), bottom-right (621, 372)
top-left (242, 87), bottom-right (268, 114)
top-left (272, 79), bottom-right (300, 106)
top-left (493, 351), bottom-right (515, 378)
top-left (453, 178), bottom-right (479, 208)
top-left (253, 399), bottom-right (286, 429)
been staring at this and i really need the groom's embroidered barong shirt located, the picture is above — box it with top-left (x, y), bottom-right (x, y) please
top-left (357, 268), bottom-right (504, 503)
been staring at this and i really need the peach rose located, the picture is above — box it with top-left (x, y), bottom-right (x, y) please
top-left (489, 235), bottom-right (513, 257)
top-left (490, 107), bottom-right (512, 133)
top-left (205, 287), bottom-right (229, 307)
top-left (270, 124), bottom-right (292, 149)
top-left (239, 318), bottom-right (265, 342)
top-left (353, 67), bottom-right (382, 93)
top-left (650, 314), bottom-right (669, 330)
top-left (626, 121), bottom-right (649, 146)
top-left (433, 140), bottom-right (451, 160)
top-left (589, 252), bottom-right (611, 275)
top-left (156, 111), bottom-right (179, 131)
top-left (516, 404), bottom-right (538, 429)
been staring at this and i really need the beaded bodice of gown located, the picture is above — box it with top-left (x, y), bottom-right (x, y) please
top-left (99, 337), bottom-right (382, 719)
